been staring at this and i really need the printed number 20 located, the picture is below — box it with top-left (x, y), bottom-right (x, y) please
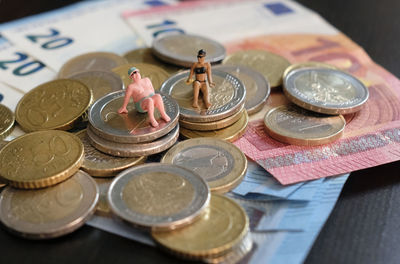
top-left (0, 52), bottom-right (44, 76)
top-left (26, 28), bottom-right (73, 50)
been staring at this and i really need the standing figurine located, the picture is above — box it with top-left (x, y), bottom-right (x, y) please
top-left (118, 67), bottom-right (170, 127)
top-left (186, 49), bottom-right (215, 108)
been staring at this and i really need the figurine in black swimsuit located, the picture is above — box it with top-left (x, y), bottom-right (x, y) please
top-left (186, 49), bottom-right (215, 108)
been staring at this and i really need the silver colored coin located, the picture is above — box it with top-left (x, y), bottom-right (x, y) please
top-left (152, 34), bottom-right (226, 67)
top-left (283, 67), bottom-right (369, 114)
top-left (87, 124), bottom-right (179, 157)
top-left (214, 65), bottom-right (270, 115)
top-left (69, 70), bottom-right (124, 102)
top-left (160, 70), bottom-right (246, 123)
top-left (108, 163), bottom-right (210, 231)
top-left (88, 90), bottom-right (179, 143)
top-left (0, 170), bottom-right (98, 239)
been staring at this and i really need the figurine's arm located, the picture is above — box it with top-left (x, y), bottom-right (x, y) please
top-left (206, 62), bottom-right (215, 87)
top-left (186, 63), bottom-right (196, 84)
top-left (118, 87), bottom-right (133, 114)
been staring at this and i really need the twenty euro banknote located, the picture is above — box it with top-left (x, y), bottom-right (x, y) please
top-left (124, 0), bottom-right (400, 184)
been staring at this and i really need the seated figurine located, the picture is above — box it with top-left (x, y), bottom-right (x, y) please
top-left (118, 67), bottom-right (170, 127)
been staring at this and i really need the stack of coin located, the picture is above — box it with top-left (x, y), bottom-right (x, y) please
top-left (160, 70), bottom-right (248, 142)
top-left (87, 90), bottom-right (180, 157)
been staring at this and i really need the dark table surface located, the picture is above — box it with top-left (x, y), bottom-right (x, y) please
top-left (1, 0), bottom-right (400, 263)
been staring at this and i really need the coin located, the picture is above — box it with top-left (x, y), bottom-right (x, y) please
top-left (87, 124), bottom-right (179, 157)
top-left (0, 104), bottom-right (15, 139)
top-left (0, 130), bottom-right (84, 189)
top-left (152, 194), bottom-right (249, 259)
top-left (108, 163), bottom-right (210, 231)
top-left (16, 79), bottom-right (92, 132)
top-left (88, 90), bottom-right (179, 143)
top-left (123, 48), bottom-right (182, 75)
top-left (161, 137), bottom-right (247, 193)
top-left (76, 130), bottom-right (145, 177)
top-left (112, 63), bottom-right (170, 90)
top-left (282, 61), bottom-right (339, 80)
top-left (179, 111), bottom-right (248, 142)
top-left (152, 34), bottom-right (226, 67)
top-left (223, 50), bottom-right (290, 88)
top-left (264, 105), bottom-right (346, 146)
top-left (214, 65), bottom-right (270, 115)
top-left (69, 70), bottom-right (124, 102)
top-left (283, 67), bottom-right (369, 114)
top-left (0, 140), bottom-right (7, 187)
top-left (179, 107), bottom-right (245, 131)
top-left (94, 178), bottom-right (113, 216)
top-left (58, 52), bottom-right (128, 78)
top-left (160, 70), bottom-right (246, 122)
top-left (0, 170), bottom-right (98, 239)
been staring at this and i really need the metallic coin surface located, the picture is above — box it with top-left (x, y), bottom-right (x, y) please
top-left (123, 48), bottom-right (182, 75)
top-left (214, 65), bottom-right (270, 115)
top-left (112, 63), bottom-right (170, 90)
top-left (0, 104), bottom-right (15, 139)
top-left (69, 70), bottom-right (124, 102)
top-left (223, 50), bottom-right (290, 88)
top-left (161, 138), bottom-right (247, 193)
top-left (0, 170), bottom-right (98, 239)
top-left (283, 67), bottom-right (369, 114)
top-left (87, 124), bottom-right (179, 157)
top-left (179, 107), bottom-right (245, 131)
top-left (88, 90), bottom-right (179, 143)
top-left (108, 163), bottom-right (210, 231)
top-left (76, 130), bottom-right (145, 177)
top-left (16, 79), bottom-right (92, 132)
top-left (152, 194), bottom-right (249, 259)
top-left (160, 70), bottom-right (246, 122)
top-left (152, 34), bottom-right (226, 67)
top-left (264, 105), bottom-right (346, 146)
top-left (282, 61), bottom-right (339, 80)
top-left (0, 130), bottom-right (84, 189)
top-left (0, 141), bottom-right (7, 187)
top-left (179, 111), bottom-right (248, 143)
top-left (58, 52), bottom-right (127, 78)
top-left (94, 178), bottom-right (113, 216)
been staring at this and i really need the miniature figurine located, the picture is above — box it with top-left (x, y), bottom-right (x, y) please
top-left (118, 67), bottom-right (170, 127)
top-left (186, 49), bottom-right (215, 108)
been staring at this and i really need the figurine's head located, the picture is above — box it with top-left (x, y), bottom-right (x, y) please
top-left (197, 49), bottom-right (206, 62)
top-left (128, 67), bottom-right (141, 81)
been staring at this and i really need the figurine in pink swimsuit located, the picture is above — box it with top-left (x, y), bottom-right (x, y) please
top-left (118, 67), bottom-right (170, 127)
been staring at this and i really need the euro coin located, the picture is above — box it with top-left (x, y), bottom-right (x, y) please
top-left (282, 61), bottom-right (339, 80)
top-left (0, 104), bottom-right (15, 139)
top-left (94, 178), bottom-right (113, 216)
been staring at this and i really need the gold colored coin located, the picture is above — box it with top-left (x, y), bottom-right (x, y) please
top-left (0, 130), bottom-right (84, 189)
top-left (16, 79), bottom-right (92, 132)
top-left (179, 107), bottom-right (245, 131)
top-left (76, 130), bottom-right (146, 177)
top-left (179, 111), bottom-right (249, 142)
top-left (152, 194), bottom-right (249, 259)
top-left (123, 48), bottom-right (182, 75)
top-left (282, 61), bottom-right (339, 80)
top-left (264, 105), bottom-right (346, 146)
top-left (161, 137), bottom-right (247, 193)
top-left (94, 178), bottom-right (113, 216)
top-left (112, 63), bottom-right (170, 90)
top-left (0, 104), bottom-right (15, 139)
top-left (58, 52), bottom-right (128, 78)
top-left (223, 50), bottom-right (290, 88)
top-left (0, 141), bottom-right (6, 188)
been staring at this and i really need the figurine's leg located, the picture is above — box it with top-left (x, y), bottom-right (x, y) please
top-left (141, 98), bottom-right (159, 127)
top-left (152, 94), bottom-right (171, 122)
top-left (200, 83), bottom-right (211, 108)
top-left (192, 81), bottom-right (201, 108)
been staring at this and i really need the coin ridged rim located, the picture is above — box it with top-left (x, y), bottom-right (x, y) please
top-left (76, 130), bottom-right (146, 177)
top-left (0, 104), bottom-right (15, 139)
top-left (0, 170), bottom-right (99, 239)
top-left (213, 65), bottom-right (271, 115)
top-left (283, 67), bottom-right (369, 114)
top-left (160, 70), bottom-right (246, 123)
top-left (161, 137), bottom-right (247, 193)
top-left (0, 130), bottom-right (84, 189)
top-left (152, 194), bottom-right (249, 259)
top-left (152, 34), bottom-right (226, 67)
top-left (179, 111), bottom-right (248, 143)
top-left (264, 105), bottom-right (346, 146)
top-left (88, 90), bottom-right (179, 143)
top-left (15, 79), bottom-right (93, 132)
top-left (108, 163), bottom-right (210, 231)
top-left (87, 124), bottom-right (179, 157)
top-left (282, 61), bottom-right (339, 80)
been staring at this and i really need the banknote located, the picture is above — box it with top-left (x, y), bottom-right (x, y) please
top-left (0, 82), bottom-right (23, 111)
